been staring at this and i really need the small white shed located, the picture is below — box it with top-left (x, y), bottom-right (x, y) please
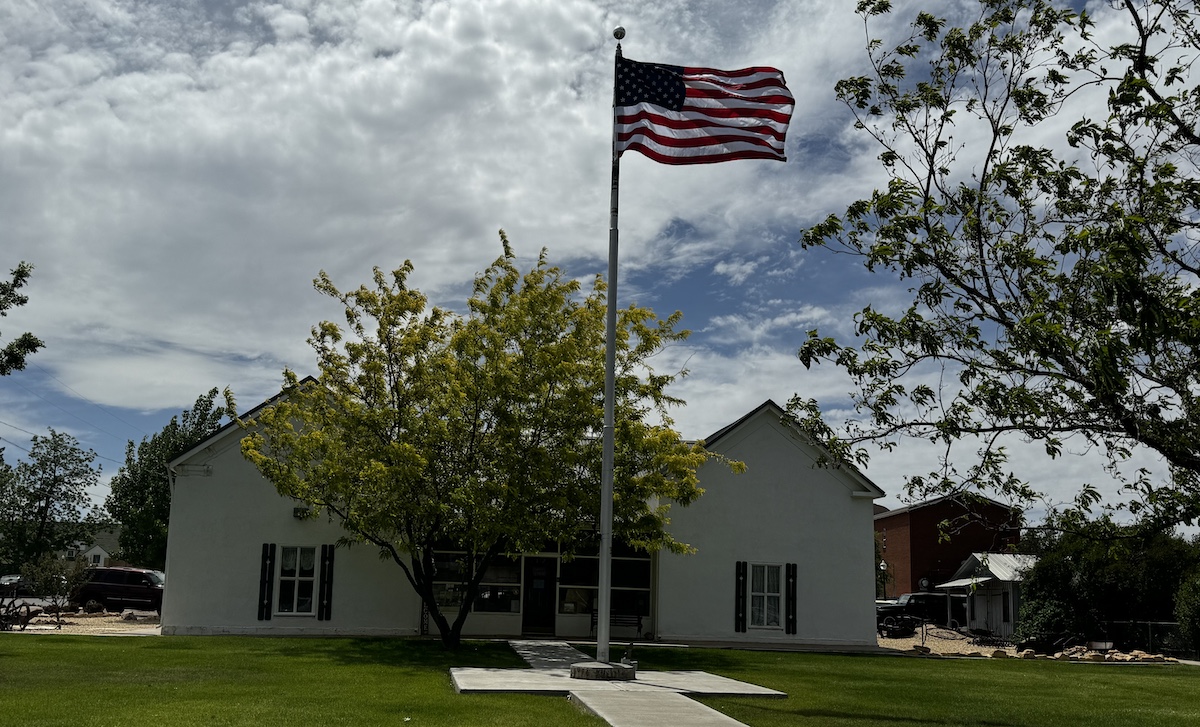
top-left (936, 552), bottom-right (1037, 638)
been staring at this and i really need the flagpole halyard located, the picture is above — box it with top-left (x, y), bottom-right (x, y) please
top-left (596, 25), bottom-right (624, 667)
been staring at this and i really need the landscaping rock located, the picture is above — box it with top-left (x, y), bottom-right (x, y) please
top-left (990, 650), bottom-right (1008, 659)
top-left (120, 609), bottom-right (159, 622)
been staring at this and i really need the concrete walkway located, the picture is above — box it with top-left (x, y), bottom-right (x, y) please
top-left (451, 640), bottom-right (784, 727)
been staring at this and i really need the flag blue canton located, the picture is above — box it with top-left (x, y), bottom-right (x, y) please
top-left (616, 57), bottom-right (685, 110)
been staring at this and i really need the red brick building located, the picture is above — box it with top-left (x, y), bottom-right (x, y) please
top-left (875, 495), bottom-right (1021, 598)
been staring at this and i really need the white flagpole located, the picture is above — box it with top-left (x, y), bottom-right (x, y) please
top-left (596, 26), bottom-right (625, 666)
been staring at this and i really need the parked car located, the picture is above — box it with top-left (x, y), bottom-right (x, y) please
top-left (74, 567), bottom-right (164, 612)
top-left (0, 574), bottom-right (33, 598)
top-left (876, 592), bottom-right (954, 629)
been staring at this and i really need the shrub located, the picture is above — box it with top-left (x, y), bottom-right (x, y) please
top-left (1175, 573), bottom-right (1200, 653)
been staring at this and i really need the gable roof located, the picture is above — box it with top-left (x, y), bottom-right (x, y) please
top-left (169, 376), bottom-right (317, 467)
top-left (873, 493), bottom-right (1020, 522)
top-left (703, 399), bottom-right (885, 499)
top-left (170, 390), bottom-right (886, 499)
top-left (87, 527), bottom-right (122, 555)
top-left (945, 552), bottom-right (1037, 584)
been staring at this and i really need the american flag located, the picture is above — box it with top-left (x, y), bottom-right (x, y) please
top-left (615, 56), bottom-right (794, 165)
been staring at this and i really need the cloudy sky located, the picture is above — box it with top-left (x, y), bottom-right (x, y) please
top-left (0, 0), bottom-right (1156, 518)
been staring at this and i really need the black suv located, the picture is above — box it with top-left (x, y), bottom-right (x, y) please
top-left (877, 592), bottom-right (951, 630)
top-left (74, 567), bottom-right (164, 612)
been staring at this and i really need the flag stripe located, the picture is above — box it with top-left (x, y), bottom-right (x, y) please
top-left (686, 87), bottom-right (796, 106)
top-left (683, 65), bottom-right (786, 81)
top-left (617, 104), bottom-right (791, 132)
top-left (618, 127), bottom-right (782, 152)
top-left (622, 140), bottom-right (787, 166)
top-left (615, 56), bottom-right (794, 165)
top-left (684, 76), bottom-right (792, 95)
top-left (616, 110), bottom-right (788, 140)
top-left (685, 76), bottom-right (790, 93)
top-left (683, 102), bottom-right (793, 125)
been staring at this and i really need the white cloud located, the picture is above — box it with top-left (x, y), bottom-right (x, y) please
top-left (0, 0), bottom-right (1156, 525)
top-left (712, 258), bottom-right (759, 285)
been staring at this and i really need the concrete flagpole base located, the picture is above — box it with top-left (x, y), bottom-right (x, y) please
top-left (569, 661), bottom-right (637, 681)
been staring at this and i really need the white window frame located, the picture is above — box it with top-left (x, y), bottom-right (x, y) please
top-left (749, 563), bottom-right (783, 629)
top-left (276, 545), bottom-right (317, 616)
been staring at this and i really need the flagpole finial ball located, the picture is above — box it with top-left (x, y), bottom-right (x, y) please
top-left (613, 27), bottom-right (625, 40)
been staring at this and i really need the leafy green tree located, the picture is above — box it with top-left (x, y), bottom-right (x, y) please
top-left (232, 234), bottom-right (723, 648)
top-left (0, 261), bottom-right (44, 375)
top-left (1016, 515), bottom-right (1200, 646)
top-left (1175, 572), bottom-right (1200, 653)
top-left (20, 553), bottom-right (90, 628)
top-left (793, 0), bottom-right (1200, 526)
top-left (0, 452), bottom-right (17, 567)
top-left (105, 389), bottom-right (227, 570)
top-left (0, 429), bottom-right (104, 572)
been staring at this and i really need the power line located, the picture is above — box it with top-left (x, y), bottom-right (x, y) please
top-left (0, 419), bottom-right (123, 466)
top-left (0, 431), bottom-right (121, 467)
top-left (0, 418), bottom-right (38, 438)
top-left (30, 362), bottom-right (148, 436)
top-left (6, 377), bottom-right (126, 444)
top-left (0, 435), bottom-right (31, 455)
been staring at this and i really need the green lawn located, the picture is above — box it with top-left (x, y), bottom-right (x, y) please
top-left (1, 636), bottom-right (1198, 727)
top-left (0, 636), bottom-right (602, 727)
top-left (630, 646), bottom-right (1200, 727)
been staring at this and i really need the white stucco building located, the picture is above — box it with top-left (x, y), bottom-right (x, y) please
top-left (161, 399), bottom-right (884, 648)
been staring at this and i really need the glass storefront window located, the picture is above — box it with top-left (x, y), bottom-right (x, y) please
top-left (474, 585), bottom-right (521, 613)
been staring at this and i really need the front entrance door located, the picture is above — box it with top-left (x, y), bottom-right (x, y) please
top-left (522, 557), bottom-right (557, 634)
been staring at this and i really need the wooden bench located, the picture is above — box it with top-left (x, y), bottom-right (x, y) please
top-left (590, 611), bottom-right (644, 636)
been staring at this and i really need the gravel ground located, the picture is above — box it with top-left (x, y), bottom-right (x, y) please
top-left (10, 616), bottom-right (998, 648)
top-left (8, 611), bottom-right (160, 635)
top-left (878, 626), bottom-right (1019, 656)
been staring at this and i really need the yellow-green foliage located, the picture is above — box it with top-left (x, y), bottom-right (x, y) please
top-left (227, 232), bottom-right (732, 646)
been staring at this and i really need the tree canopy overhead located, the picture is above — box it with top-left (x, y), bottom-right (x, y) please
top-left (232, 233), bottom-right (722, 647)
top-left (794, 0), bottom-right (1200, 527)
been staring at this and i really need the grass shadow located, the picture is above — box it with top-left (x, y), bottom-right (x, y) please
top-left (141, 635), bottom-right (526, 671)
top-left (329, 637), bottom-right (525, 669)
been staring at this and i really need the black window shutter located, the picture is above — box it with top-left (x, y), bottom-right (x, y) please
top-left (734, 560), bottom-right (747, 633)
top-left (785, 563), bottom-right (798, 635)
top-left (257, 543), bottom-right (276, 621)
top-left (318, 544), bottom-right (335, 621)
